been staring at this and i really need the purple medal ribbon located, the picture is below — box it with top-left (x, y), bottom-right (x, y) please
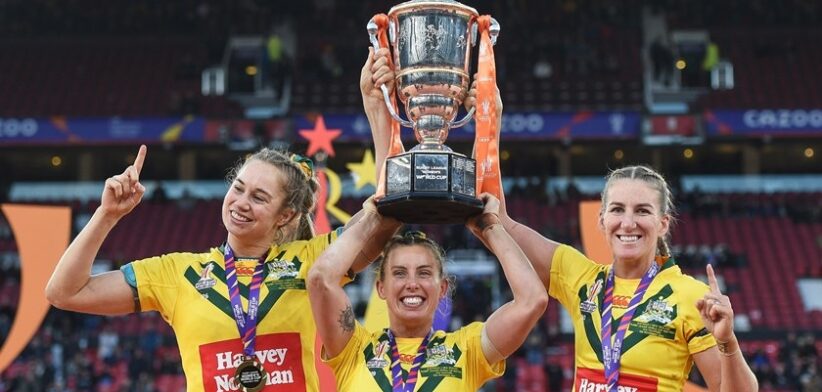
top-left (600, 261), bottom-right (660, 392)
top-left (386, 329), bottom-right (432, 392)
top-left (224, 243), bottom-right (268, 358)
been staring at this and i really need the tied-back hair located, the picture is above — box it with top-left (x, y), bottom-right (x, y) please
top-left (226, 148), bottom-right (319, 243)
top-left (376, 230), bottom-right (455, 301)
top-left (601, 165), bottom-right (676, 257)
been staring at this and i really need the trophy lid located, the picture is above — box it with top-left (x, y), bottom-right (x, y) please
top-left (389, 0), bottom-right (478, 18)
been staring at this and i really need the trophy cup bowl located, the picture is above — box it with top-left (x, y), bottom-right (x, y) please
top-left (369, 0), bottom-right (499, 224)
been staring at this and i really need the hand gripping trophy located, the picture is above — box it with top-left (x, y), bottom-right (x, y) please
top-left (368, 0), bottom-right (502, 224)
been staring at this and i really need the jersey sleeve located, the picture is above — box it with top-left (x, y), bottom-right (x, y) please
top-left (457, 322), bottom-right (505, 388)
top-left (302, 228), bottom-right (341, 266)
top-left (549, 245), bottom-right (585, 308)
top-left (303, 227), bottom-right (352, 285)
top-left (127, 253), bottom-right (186, 321)
top-left (682, 280), bottom-right (717, 354)
top-left (323, 321), bottom-right (370, 384)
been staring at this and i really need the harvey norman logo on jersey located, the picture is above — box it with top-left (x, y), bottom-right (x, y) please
top-left (575, 368), bottom-right (658, 392)
top-left (199, 333), bottom-right (305, 391)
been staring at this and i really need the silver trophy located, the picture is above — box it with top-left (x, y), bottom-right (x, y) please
top-left (368, 0), bottom-right (499, 223)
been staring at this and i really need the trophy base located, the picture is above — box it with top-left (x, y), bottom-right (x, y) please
top-left (376, 192), bottom-right (483, 224)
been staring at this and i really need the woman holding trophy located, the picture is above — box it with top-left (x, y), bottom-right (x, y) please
top-left (460, 78), bottom-right (761, 392)
top-left (317, 18), bottom-right (547, 388)
top-left (364, 0), bottom-right (758, 390)
top-left (307, 193), bottom-right (548, 391)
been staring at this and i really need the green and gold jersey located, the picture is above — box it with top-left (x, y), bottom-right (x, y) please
top-left (549, 245), bottom-right (716, 392)
top-left (325, 321), bottom-right (504, 391)
top-left (126, 229), bottom-right (341, 392)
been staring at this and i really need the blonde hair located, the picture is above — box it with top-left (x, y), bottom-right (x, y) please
top-left (226, 148), bottom-right (319, 243)
top-left (601, 165), bottom-right (675, 257)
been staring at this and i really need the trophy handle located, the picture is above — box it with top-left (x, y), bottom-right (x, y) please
top-left (449, 107), bottom-right (476, 128)
top-left (367, 20), bottom-right (414, 129)
top-left (489, 17), bottom-right (500, 46)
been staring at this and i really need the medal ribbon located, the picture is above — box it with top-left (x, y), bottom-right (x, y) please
top-left (600, 261), bottom-right (660, 392)
top-left (224, 243), bottom-right (268, 358)
top-left (386, 329), bottom-right (432, 392)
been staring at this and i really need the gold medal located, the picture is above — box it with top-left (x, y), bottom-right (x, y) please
top-left (234, 357), bottom-right (265, 392)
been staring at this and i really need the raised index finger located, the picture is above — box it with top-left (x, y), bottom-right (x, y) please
top-left (133, 144), bottom-right (147, 175)
top-left (706, 264), bottom-right (720, 293)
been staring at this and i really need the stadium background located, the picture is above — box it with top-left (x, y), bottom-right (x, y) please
top-left (0, 0), bottom-right (820, 391)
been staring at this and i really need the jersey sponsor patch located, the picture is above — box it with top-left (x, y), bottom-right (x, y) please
top-left (199, 333), bottom-right (306, 392)
top-left (612, 295), bottom-right (632, 308)
top-left (575, 367), bottom-right (659, 392)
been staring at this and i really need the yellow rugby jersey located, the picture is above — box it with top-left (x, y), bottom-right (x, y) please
top-left (549, 245), bottom-right (716, 392)
top-left (325, 321), bottom-right (504, 391)
top-left (127, 230), bottom-right (341, 392)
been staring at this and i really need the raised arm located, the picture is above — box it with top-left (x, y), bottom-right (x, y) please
top-left (467, 194), bottom-right (549, 364)
top-left (341, 196), bottom-right (402, 273)
top-left (361, 47), bottom-right (395, 176)
top-left (45, 145), bottom-right (147, 315)
top-left (308, 198), bottom-right (399, 358)
top-left (693, 265), bottom-right (758, 392)
top-left (466, 79), bottom-right (561, 292)
top-left (346, 47), bottom-right (402, 273)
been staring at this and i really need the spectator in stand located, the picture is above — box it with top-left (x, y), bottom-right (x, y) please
top-left (45, 143), bottom-right (400, 389)
top-left (97, 323), bottom-right (119, 363)
top-left (149, 182), bottom-right (168, 204)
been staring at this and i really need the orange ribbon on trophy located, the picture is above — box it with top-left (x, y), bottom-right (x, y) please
top-left (473, 15), bottom-right (502, 199)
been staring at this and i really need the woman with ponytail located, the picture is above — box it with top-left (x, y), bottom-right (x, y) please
top-left (464, 89), bottom-right (758, 390)
top-left (505, 165), bottom-right (758, 391)
top-left (367, 71), bottom-right (760, 389)
top-left (46, 145), bottom-right (400, 392)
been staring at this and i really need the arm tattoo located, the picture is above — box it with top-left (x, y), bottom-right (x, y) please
top-left (338, 305), bottom-right (355, 333)
top-left (717, 340), bottom-right (729, 354)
